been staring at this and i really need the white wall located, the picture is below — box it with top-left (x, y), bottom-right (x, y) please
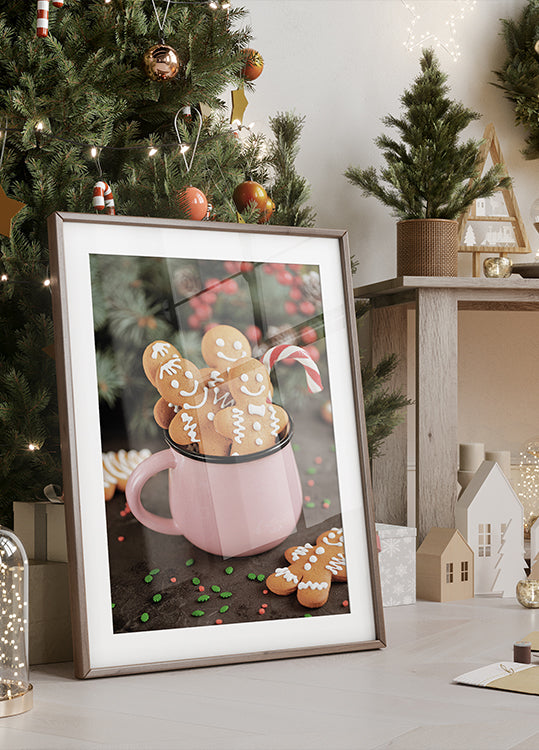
top-left (238, 0), bottom-right (539, 458)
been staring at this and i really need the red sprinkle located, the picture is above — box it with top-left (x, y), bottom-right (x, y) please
top-left (215, 619), bottom-right (223, 625)
top-left (323, 502), bottom-right (330, 508)
top-left (342, 600), bottom-right (349, 607)
top-left (258, 608), bottom-right (266, 615)
top-left (304, 495), bottom-right (311, 502)
top-left (198, 585), bottom-right (205, 592)
top-left (170, 577), bottom-right (177, 583)
top-left (263, 589), bottom-right (268, 595)
top-left (262, 603), bottom-right (268, 608)
top-left (307, 479), bottom-right (315, 487)
top-left (315, 457), bottom-right (322, 464)
top-left (117, 536), bottom-right (124, 542)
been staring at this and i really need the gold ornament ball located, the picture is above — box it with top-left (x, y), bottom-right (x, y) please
top-left (143, 44), bottom-right (180, 81)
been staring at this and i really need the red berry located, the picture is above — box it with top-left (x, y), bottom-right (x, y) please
top-left (224, 260), bottom-right (240, 274)
top-left (188, 314), bottom-right (200, 329)
top-left (284, 301), bottom-right (297, 316)
top-left (299, 301), bottom-right (316, 316)
top-left (305, 344), bottom-right (320, 362)
top-left (240, 261), bottom-right (254, 273)
top-left (189, 297), bottom-right (201, 310)
top-left (196, 303), bottom-right (213, 321)
top-left (205, 278), bottom-right (221, 290)
top-left (270, 263), bottom-right (286, 272)
top-left (277, 271), bottom-right (294, 286)
top-left (204, 322), bottom-right (218, 332)
top-left (221, 278), bottom-right (238, 295)
top-left (301, 326), bottom-right (317, 344)
top-left (263, 265), bottom-right (274, 275)
top-left (199, 290), bottom-right (217, 305)
top-left (289, 287), bottom-right (302, 301)
top-left (245, 325), bottom-right (262, 343)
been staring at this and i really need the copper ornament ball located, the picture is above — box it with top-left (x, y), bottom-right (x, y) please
top-left (143, 44), bottom-right (181, 81)
top-left (232, 181), bottom-right (268, 213)
top-left (177, 186), bottom-right (208, 221)
top-left (241, 48), bottom-right (264, 81)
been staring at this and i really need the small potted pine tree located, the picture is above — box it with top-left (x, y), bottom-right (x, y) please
top-left (345, 49), bottom-right (511, 276)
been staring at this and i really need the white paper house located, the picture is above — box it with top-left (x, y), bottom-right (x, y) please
top-left (455, 460), bottom-right (526, 596)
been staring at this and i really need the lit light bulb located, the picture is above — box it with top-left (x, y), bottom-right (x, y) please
top-left (35, 122), bottom-right (44, 132)
top-left (43, 278), bottom-right (51, 287)
top-left (1, 273), bottom-right (8, 281)
top-left (148, 147), bottom-right (158, 157)
top-left (179, 144), bottom-right (190, 154)
top-left (27, 443), bottom-right (37, 451)
top-left (90, 146), bottom-right (98, 158)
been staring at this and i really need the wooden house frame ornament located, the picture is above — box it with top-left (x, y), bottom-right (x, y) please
top-left (416, 528), bottom-right (474, 603)
top-left (458, 123), bottom-right (530, 277)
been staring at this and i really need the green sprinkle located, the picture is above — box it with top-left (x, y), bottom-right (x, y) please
top-left (304, 613), bottom-right (313, 618)
top-left (149, 568), bottom-right (160, 575)
top-left (225, 566), bottom-right (234, 575)
top-left (140, 612), bottom-right (149, 622)
top-left (211, 585), bottom-right (221, 593)
top-left (152, 593), bottom-right (162, 603)
top-left (305, 502), bottom-right (315, 508)
top-left (185, 558), bottom-right (195, 567)
top-left (307, 467), bottom-right (317, 475)
top-left (247, 573), bottom-right (257, 580)
top-left (191, 577), bottom-right (201, 585)
top-left (111, 603), bottom-right (115, 609)
top-left (197, 594), bottom-right (210, 603)
top-left (220, 591), bottom-right (232, 599)
top-left (257, 574), bottom-right (265, 582)
top-left (292, 443), bottom-right (300, 452)
top-left (144, 575), bottom-right (153, 583)
top-left (219, 605), bottom-right (229, 613)
top-left (191, 609), bottom-right (205, 617)
top-left (330, 444), bottom-right (336, 452)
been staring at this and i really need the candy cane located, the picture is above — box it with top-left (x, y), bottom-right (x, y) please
top-left (92, 181), bottom-right (116, 215)
top-left (262, 344), bottom-right (323, 394)
top-left (37, 0), bottom-right (64, 38)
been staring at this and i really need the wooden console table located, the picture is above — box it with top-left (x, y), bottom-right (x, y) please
top-left (354, 276), bottom-right (539, 542)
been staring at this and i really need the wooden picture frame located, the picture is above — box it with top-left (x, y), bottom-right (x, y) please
top-left (48, 212), bottom-right (385, 678)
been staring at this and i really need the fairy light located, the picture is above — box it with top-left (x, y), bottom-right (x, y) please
top-left (401, 0), bottom-right (476, 61)
top-left (90, 146), bottom-right (98, 158)
top-left (43, 278), bottom-right (50, 287)
top-left (27, 444), bottom-right (38, 451)
top-left (148, 146), bottom-right (158, 157)
top-left (35, 122), bottom-right (44, 132)
top-left (1, 274), bottom-right (7, 282)
top-left (179, 143), bottom-right (190, 154)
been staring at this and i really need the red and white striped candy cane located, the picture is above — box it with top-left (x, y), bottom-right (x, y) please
top-left (36, 1), bottom-right (49, 37)
top-left (262, 344), bottom-right (323, 394)
top-left (37, 0), bottom-right (63, 38)
top-left (92, 181), bottom-right (116, 215)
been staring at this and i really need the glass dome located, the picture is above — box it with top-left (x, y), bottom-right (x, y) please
top-left (0, 526), bottom-right (32, 717)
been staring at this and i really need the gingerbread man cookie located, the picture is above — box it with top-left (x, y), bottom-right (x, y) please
top-left (213, 358), bottom-right (288, 456)
top-left (142, 340), bottom-right (181, 386)
top-left (201, 325), bottom-right (251, 371)
top-left (154, 354), bottom-right (231, 456)
top-left (266, 528), bottom-right (347, 608)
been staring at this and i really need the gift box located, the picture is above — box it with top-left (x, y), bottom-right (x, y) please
top-left (13, 501), bottom-right (68, 562)
top-left (376, 523), bottom-right (417, 607)
top-left (28, 560), bottom-right (72, 665)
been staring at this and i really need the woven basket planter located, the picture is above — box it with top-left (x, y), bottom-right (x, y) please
top-left (396, 219), bottom-right (459, 277)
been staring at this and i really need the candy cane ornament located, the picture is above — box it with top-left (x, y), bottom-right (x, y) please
top-left (262, 344), bottom-right (323, 394)
top-left (92, 181), bottom-right (116, 215)
top-left (37, 0), bottom-right (64, 39)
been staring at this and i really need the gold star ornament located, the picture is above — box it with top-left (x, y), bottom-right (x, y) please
top-left (0, 185), bottom-right (25, 237)
top-left (230, 87), bottom-right (249, 127)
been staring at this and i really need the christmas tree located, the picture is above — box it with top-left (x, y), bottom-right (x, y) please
top-left (0, 0), bottom-right (316, 525)
top-left (494, 0), bottom-right (539, 160)
top-left (345, 49), bottom-right (510, 219)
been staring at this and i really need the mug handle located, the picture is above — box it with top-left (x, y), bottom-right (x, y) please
top-left (125, 450), bottom-right (182, 536)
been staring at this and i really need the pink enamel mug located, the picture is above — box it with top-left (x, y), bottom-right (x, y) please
top-left (125, 428), bottom-right (303, 558)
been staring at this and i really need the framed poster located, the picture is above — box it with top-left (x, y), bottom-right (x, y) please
top-left (48, 213), bottom-right (385, 678)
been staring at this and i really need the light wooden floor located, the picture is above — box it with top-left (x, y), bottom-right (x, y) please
top-left (4, 597), bottom-right (539, 750)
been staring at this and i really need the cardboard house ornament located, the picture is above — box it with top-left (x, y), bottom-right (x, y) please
top-left (458, 123), bottom-right (530, 277)
top-left (416, 528), bottom-right (474, 602)
top-left (455, 460), bottom-right (527, 596)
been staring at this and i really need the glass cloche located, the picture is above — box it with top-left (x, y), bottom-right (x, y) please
top-left (0, 526), bottom-right (32, 717)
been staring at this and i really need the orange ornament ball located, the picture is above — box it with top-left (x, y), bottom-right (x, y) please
top-left (241, 48), bottom-right (264, 81)
top-left (232, 181), bottom-right (268, 213)
top-left (178, 186), bottom-right (208, 221)
top-left (258, 198), bottom-right (275, 224)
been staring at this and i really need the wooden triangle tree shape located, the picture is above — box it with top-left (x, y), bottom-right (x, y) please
top-left (458, 123), bottom-right (530, 277)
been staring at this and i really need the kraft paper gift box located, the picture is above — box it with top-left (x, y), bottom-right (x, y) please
top-left (28, 560), bottom-right (73, 665)
top-left (376, 523), bottom-right (417, 606)
top-left (13, 501), bottom-right (68, 562)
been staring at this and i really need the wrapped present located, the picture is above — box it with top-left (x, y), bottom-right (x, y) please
top-left (13, 500), bottom-right (67, 563)
top-left (28, 560), bottom-right (72, 665)
top-left (376, 523), bottom-right (417, 607)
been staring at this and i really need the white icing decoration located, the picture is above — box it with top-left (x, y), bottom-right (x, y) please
top-left (207, 412), bottom-right (215, 422)
top-left (268, 404), bottom-right (280, 438)
top-left (291, 543), bottom-right (313, 561)
top-left (309, 555), bottom-right (317, 563)
top-left (185, 371), bottom-right (193, 379)
top-left (255, 438), bottom-right (263, 446)
top-left (233, 341), bottom-right (242, 350)
top-left (232, 408), bottom-right (245, 443)
top-left (213, 387), bottom-right (234, 410)
top-left (325, 554), bottom-right (346, 575)
top-left (248, 404), bottom-right (265, 417)
top-left (183, 387), bottom-right (208, 410)
top-left (240, 384), bottom-right (265, 397)
top-left (298, 581), bottom-right (328, 591)
top-left (323, 530), bottom-right (343, 546)
top-left (328, 532), bottom-right (336, 539)
top-left (315, 546), bottom-right (325, 555)
top-left (179, 380), bottom-right (198, 397)
top-left (151, 342), bottom-right (170, 359)
top-left (217, 351), bottom-right (242, 362)
top-left (256, 373), bottom-right (263, 382)
top-left (240, 373), bottom-right (249, 382)
top-left (274, 567), bottom-right (299, 584)
top-left (171, 379), bottom-right (179, 389)
top-left (253, 421), bottom-right (261, 431)
top-left (159, 357), bottom-right (183, 379)
top-left (216, 338), bottom-right (225, 347)
top-left (304, 562), bottom-right (311, 571)
top-left (181, 413), bottom-right (199, 442)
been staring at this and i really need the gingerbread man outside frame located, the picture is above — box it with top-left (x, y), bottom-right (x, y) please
top-left (266, 528), bottom-right (347, 608)
top-left (213, 358), bottom-right (289, 456)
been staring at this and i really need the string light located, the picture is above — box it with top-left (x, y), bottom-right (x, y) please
top-left (90, 146), bottom-right (98, 158)
top-left (35, 122), bottom-right (44, 132)
top-left (43, 278), bottom-right (51, 287)
top-left (27, 444), bottom-right (38, 451)
top-left (401, 0), bottom-right (476, 62)
top-left (179, 143), bottom-right (190, 154)
top-left (148, 146), bottom-right (158, 157)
